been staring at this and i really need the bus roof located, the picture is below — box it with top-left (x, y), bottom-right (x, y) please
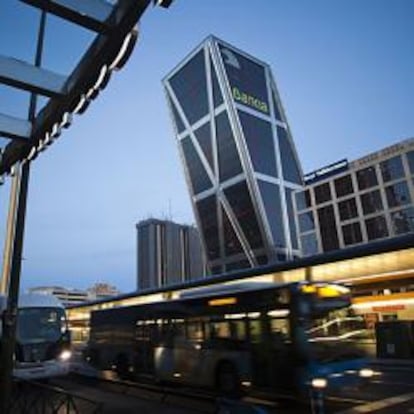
top-left (179, 281), bottom-right (295, 299)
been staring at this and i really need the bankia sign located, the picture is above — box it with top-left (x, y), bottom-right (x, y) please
top-left (219, 44), bottom-right (270, 115)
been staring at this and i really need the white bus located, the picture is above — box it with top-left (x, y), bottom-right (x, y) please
top-left (0, 293), bottom-right (72, 380)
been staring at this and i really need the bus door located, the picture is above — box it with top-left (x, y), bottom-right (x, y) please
top-left (135, 321), bottom-right (160, 375)
top-left (172, 319), bottom-right (205, 384)
top-left (248, 311), bottom-right (292, 389)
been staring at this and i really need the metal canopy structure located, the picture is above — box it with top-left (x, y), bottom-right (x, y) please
top-left (0, 1), bottom-right (175, 410)
top-left (0, 0), bottom-right (173, 174)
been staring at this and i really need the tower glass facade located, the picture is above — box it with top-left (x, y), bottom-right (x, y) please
top-left (163, 36), bottom-right (303, 274)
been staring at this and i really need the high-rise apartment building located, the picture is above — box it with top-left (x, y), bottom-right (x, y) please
top-left (136, 218), bottom-right (205, 290)
top-left (163, 36), bottom-right (303, 274)
top-left (294, 137), bottom-right (414, 255)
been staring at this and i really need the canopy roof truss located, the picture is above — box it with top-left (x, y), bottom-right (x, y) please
top-left (0, 0), bottom-right (173, 174)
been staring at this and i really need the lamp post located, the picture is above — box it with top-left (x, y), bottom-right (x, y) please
top-left (0, 10), bottom-right (46, 412)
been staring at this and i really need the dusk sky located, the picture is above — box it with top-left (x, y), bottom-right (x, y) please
top-left (0, 0), bottom-right (413, 293)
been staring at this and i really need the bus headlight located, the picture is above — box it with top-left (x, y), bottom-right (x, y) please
top-left (59, 350), bottom-right (72, 361)
top-left (311, 378), bottom-right (327, 389)
top-left (359, 368), bottom-right (374, 378)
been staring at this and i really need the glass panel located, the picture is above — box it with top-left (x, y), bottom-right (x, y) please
top-left (360, 190), bottom-right (383, 215)
top-left (222, 207), bottom-right (244, 256)
top-left (271, 89), bottom-right (282, 121)
top-left (334, 175), bottom-right (354, 198)
top-left (194, 122), bottom-right (214, 173)
top-left (169, 50), bottom-right (209, 125)
top-left (391, 207), bottom-right (414, 235)
top-left (225, 260), bottom-right (251, 272)
top-left (356, 166), bottom-right (378, 190)
top-left (256, 255), bottom-right (269, 265)
top-left (219, 44), bottom-right (269, 115)
top-left (385, 181), bottom-right (411, 208)
top-left (285, 188), bottom-right (299, 249)
top-left (295, 190), bottom-right (312, 211)
top-left (338, 198), bottom-right (358, 221)
top-left (210, 266), bottom-right (222, 275)
top-left (407, 151), bottom-right (414, 174)
top-left (196, 196), bottom-right (220, 260)
top-left (238, 110), bottom-right (277, 176)
top-left (167, 95), bottom-right (185, 133)
top-left (210, 58), bottom-right (223, 107)
top-left (298, 211), bottom-right (315, 233)
top-left (342, 222), bottom-right (363, 246)
top-left (314, 182), bottom-right (331, 204)
top-left (215, 111), bottom-right (243, 182)
top-left (181, 137), bottom-right (212, 194)
top-left (300, 233), bottom-right (319, 256)
top-left (224, 181), bottom-right (264, 250)
top-left (277, 126), bottom-right (302, 184)
top-left (257, 180), bottom-right (285, 248)
top-left (365, 215), bottom-right (388, 240)
top-left (317, 205), bottom-right (339, 251)
top-left (380, 156), bottom-right (404, 183)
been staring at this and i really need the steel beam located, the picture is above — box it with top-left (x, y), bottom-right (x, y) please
top-left (20, 0), bottom-right (114, 33)
top-left (0, 0), bottom-right (152, 175)
top-left (0, 114), bottom-right (31, 140)
top-left (0, 56), bottom-right (66, 97)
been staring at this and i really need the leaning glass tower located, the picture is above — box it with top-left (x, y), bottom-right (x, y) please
top-left (163, 36), bottom-right (303, 274)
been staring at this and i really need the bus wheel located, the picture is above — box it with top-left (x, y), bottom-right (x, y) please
top-left (216, 362), bottom-right (240, 397)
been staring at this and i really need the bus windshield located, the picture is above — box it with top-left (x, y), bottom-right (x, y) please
top-left (306, 310), bottom-right (374, 362)
top-left (17, 307), bottom-right (66, 344)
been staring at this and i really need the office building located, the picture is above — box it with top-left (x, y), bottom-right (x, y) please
top-left (294, 137), bottom-right (414, 255)
top-left (136, 218), bottom-right (205, 290)
top-left (163, 36), bottom-right (303, 274)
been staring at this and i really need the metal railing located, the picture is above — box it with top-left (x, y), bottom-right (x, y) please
top-left (6, 378), bottom-right (103, 414)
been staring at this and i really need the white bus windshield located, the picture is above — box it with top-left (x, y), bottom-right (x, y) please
top-left (16, 307), bottom-right (66, 344)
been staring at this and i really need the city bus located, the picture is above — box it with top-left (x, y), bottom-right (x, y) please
top-left (0, 293), bottom-right (72, 380)
top-left (85, 281), bottom-right (372, 396)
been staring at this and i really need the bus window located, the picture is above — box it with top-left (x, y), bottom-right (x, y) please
top-left (270, 318), bottom-right (290, 342)
top-left (211, 321), bottom-right (230, 339)
top-left (209, 319), bottom-right (246, 341)
top-left (186, 321), bottom-right (204, 341)
top-left (248, 319), bottom-right (262, 344)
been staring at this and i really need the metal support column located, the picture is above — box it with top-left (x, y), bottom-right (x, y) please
top-left (0, 10), bottom-right (46, 412)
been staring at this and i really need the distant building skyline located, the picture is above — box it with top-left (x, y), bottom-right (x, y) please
top-left (163, 36), bottom-right (303, 275)
top-left (294, 137), bottom-right (414, 255)
top-left (28, 282), bottom-right (120, 307)
top-left (136, 218), bottom-right (205, 290)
